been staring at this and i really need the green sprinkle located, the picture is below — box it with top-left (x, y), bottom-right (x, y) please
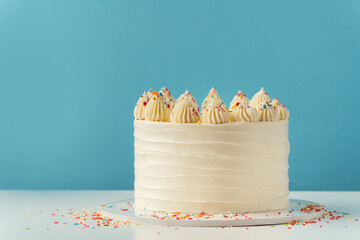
top-left (343, 212), bottom-right (349, 215)
top-left (26, 228), bottom-right (30, 230)
top-left (269, 225), bottom-right (275, 227)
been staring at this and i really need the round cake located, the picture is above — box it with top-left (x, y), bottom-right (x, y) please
top-left (133, 87), bottom-right (290, 213)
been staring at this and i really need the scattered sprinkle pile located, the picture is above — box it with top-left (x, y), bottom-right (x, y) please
top-left (25, 202), bottom-right (358, 231)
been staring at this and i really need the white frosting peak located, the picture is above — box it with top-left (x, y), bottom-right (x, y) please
top-left (249, 87), bottom-right (271, 109)
top-left (170, 98), bottom-right (200, 123)
top-left (257, 102), bottom-right (280, 121)
top-left (201, 88), bottom-right (227, 111)
top-left (201, 102), bottom-right (230, 124)
top-left (177, 90), bottom-right (199, 111)
top-left (160, 87), bottom-right (176, 108)
top-left (230, 91), bottom-right (249, 108)
top-left (144, 92), bottom-right (169, 122)
top-left (134, 91), bottom-right (149, 120)
top-left (230, 103), bottom-right (259, 122)
top-left (272, 98), bottom-right (290, 120)
top-left (146, 89), bottom-right (154, 99)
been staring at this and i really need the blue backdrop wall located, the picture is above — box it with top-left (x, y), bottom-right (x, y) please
top-left (1, 0), bottom-right (359, 190)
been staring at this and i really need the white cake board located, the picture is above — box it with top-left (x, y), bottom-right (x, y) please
top-left (99, 199), bottom-right (325, 227)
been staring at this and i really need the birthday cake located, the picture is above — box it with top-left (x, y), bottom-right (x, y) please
top-left (133, 87), bottom-right (290, 213)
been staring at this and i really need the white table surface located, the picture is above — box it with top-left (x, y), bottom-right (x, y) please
top-left (1, 191), bottom-right (359, 240)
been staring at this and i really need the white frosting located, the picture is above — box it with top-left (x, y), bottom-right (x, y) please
top-left (230, 91), bottom-right (249, 107)
top-left (134, 120), bottom-right (290, 213)
top-left (230, 103), bottom-right (259, 122)
top-left (201, 88), bottom-right (227, 111)
top-left (177, 90), bottom-right (199, 111)
top-left (133, 91), bottom-right (149, 120)
top-left (272, 98), bottom-right (290, 120)
top-left (249, 87), bottom-right (271, 109)
top-left (200, 102), bottom-right (230, 124)
top-left (146, 89), bottom-right (154, 99)
top-left (258, 102), bottom-right (280, 121)
top-left (144, 93), bottom-right (169, 122)
top-left (159, 87), bottom-right (176, 109)
top-left (170, 98), bottom-right (200, 123)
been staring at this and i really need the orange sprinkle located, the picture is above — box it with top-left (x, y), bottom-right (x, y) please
top-left (153, 91), bottom-right (158, 95)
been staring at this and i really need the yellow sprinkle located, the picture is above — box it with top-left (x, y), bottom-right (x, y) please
top-left (152, 97), bottom-right (156, 100)
top-left (347, 218), bottom-right (353, 221)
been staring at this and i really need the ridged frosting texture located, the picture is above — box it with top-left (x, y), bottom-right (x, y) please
top-left (201, 102), bottom-right (230, 124)
top-left (249, 87), bottom-right (271, 109)
top-left (230, 103), bottom-right (259, 122)
top-left (177, 90), bottom-right (199, 111)
top-left (134, 120), bottom-right (290, 213)
top-left (144, 92), bottom-right (169, 122)
top-left (201, 88), bottom-right (227, 111)
top-left (146, 89), bottom-right (154, 99)
top-left (134, 91), bottom-right (149, 120)
top-left (170, 98), bottom-right (200, 123)
top-left (272, 98), bottom-right (290, 120)
top-left (258, 102), bottom-right (280, 121)
top-left (160, 87), bottom-right (176, 109)
top-left (230, 91), bottom-right (249, 107)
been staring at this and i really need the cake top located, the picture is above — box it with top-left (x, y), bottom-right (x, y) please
top-left (134, 87), bottom-right (290, 124)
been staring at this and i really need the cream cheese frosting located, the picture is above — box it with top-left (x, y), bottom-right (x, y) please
top-left (134, 91), bottom-right (150, 120)
top-left (201, 102), bottom-right (230, 124)
top-left (271, 98), bottom-right (290, 120)
top-left (144, 91), bottom-right (170, 122)
top-left (170, 98), bottom-right (200, 123)
top-left (257, 102), bottom-right (280, 121)
top-left (249, 87), bottom-right (271, 109)
top-left (201, 88), bottom-right (227, 111)
top-left (230, 91), bottom-right (249, 107)
top-left (230, 103), bottom-right (259, 122)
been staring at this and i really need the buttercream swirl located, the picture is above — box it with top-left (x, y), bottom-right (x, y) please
top-left (257, 102), bottom-right (280, 121)
top-left (201, 102), bottom-right (230, 124)
top-left (230, 91), bottom-right (249, 107)
top-left (170, 98), bottom-right (200, 123)
top-left (249, 87), bottom-right (271, 109)
top-left (271, 97), bottom-right (290, 120)
top-left (230, 103), bottom-right (259, 122)
top-left (146, 89), bottom-right (154, 99)
top-left (134, 91), bottom-right (149, 120)
top-left (144, 91), bottom-right (169, 122)
top-left (201, 88), bottom-right (227, 111)
top-left (160, 87), bottom-right (176, 109)
top-left (177, 90), bottom-right (199, 111)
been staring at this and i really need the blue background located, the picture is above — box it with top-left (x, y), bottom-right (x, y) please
top-left (1, 0), bottom-right (359, 190)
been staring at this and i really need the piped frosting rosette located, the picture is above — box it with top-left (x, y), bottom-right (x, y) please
top-left (230, 91), bottom-right (249, 107)
top-left (201, 88), bottom-right (227, 111)
top-left (249, 87), bottom-right (271, 109)
top-left (144, 91), bottom-right (170, 122)
top-left (158, 87), bottom-right (176, 120)
top-left (271, 97), bottom-right (290, 120)
top-left (201, 102), bottom-right (230, 124)
top-left (177, 90), bottom-right (199, 111)
top-left (160, 87), bottom-right (176, 109)
top-left (134, 91), bottom-right (150, 120)
top-left (257, 102), bottom-right (280, 121)
top-left (230, 103), bottom-right (259, 122)
top-left (170, 97), bottom-right (200, 123)
top-left (146, 89), bottom-right (154, 99)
